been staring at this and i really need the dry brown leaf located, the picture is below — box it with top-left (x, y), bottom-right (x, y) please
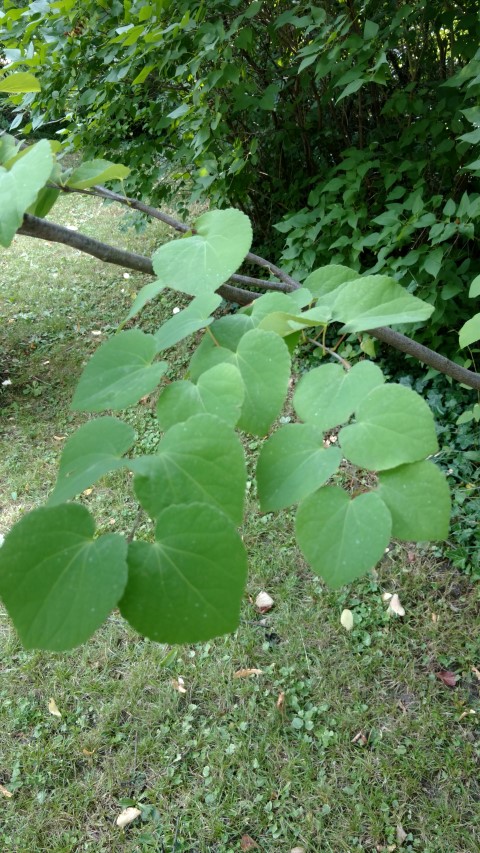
top-left (255, 591), bottom-right (274, 613)
top-left (82, 748), bottom-right (95, 756)
top-left (340, 608), bottom-right (354, 631)
top-left (234, 668), bottom-right (263, 679)
top-left (436, 670), bottom-right (457, 688)
top-left (458, 709), bottom-right (476, 721)
top-left (172, 676), bottom-right (187, 693)
top-left (471, 665), bottom-right (480, 681)
top-left (351, 731), bottom-right (368, 745)
top-left (0, 784), bottom-right (13, 798)
top-left (396, 823), bottom-right (407, 846)
top-left (388, 593), bottom-right (405, 616)
top-left (82, 488), bottom-right (93, 496)
top-left (53, 435), bottom-right (65, 441)
top-left (116, 807), bottom-right (141, 828)
top-left (431, 612), bottom-right (439, 623)
top-left (48, 698), bottom-right (62, 718)
top-left (407, 550), bottom-right (415, 563)
top-left (241, 835), bottom-right (259, 850)
top-left (276, 691), bottom-right (285, 712)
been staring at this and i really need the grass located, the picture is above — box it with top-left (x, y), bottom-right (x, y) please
top-left (1, 193), bottom-right (479, 853)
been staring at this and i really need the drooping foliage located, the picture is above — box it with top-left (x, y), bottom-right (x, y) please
top-left (2, 0), bottom-right (480, 349)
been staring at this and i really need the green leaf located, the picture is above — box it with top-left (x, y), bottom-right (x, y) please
top-left (364, 19), bottom-right (379, 39)
top-left (0, 71), bottom-right (41, 93)
top-left (339, 384), bottom-right (438, 470)
top-left (378, 461), bottom-right (451, 540)
top-left (123, 280), bottom-right (166, 323)
top-left (27, 185), bottom-right (60, 218)
top-left (0, 505), bottom-right (127, 650)
top-left (423, 248), bottom-right (443, 279)
top-left (0, 139), bottom-right (53, 247)
top-left (48, 417), bottom-right (135, 505)
top-left (256, 424), bottom-right (342, 511)
top-left (293, 361), bottom-right (385, 431)
top-left (295, 487), bottom-right (392, 588)
top-left (332, 275), bottom-right (434, 331)
top-left (303, 265), bottom-right (359, 302)
top-left (71, 330), bottom-right (167, 412)
top-left (156, 363), bottom-right (244, 430)
top-left (151, 208), bottom-right (253, 296)
top-left (154, 293), bottom-right (222, 351)
top-left (132, 413), bottom-right (246, 525)
top-left (459, 313), bottom-right (480, 348)
top-left (469, 274), bottom-right (480, 298)
top-left (336, 78), bottom-right (365, 103)
top-left (235, 329), bottom-right (291, 436)
top-left (66, 159), bottom-right (130, 189)
top-left (119, 503), bottom-right (247, 644)
top-left (248, 291), bottom-right (305, 321)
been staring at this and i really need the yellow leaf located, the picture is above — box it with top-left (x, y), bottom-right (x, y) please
top-left (233, 668), bottom-right (263, 678)
top-left (48, 698), bottom-right (62, 717)
top-left (340, 608), bottom-right (354, 631)
top-left (172, 676), bottom-right (187, 693)
top-left (0, 784), bottom-right (13, 798)
top-left (116, 807), bottom-right (141, 828)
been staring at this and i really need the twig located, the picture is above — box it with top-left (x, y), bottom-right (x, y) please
top-left (307, 337), bottom-right (352, 369)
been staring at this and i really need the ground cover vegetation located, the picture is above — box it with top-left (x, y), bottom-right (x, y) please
top-left (0, 1), bottom-right (479, 849)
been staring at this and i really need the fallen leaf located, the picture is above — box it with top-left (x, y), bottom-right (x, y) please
top-left (241, 836), bottom-right (259, 851)
top-left (471, 665), bottom-right (480, 681)
top-left (458, 709), bottom-right (476, 721)
top-left (172, 676), bottom-right (187, 693)
top-left (351, 730), bottom-right (368, 745)
top-left (116, 806), bottom-right (141, 828)
top-left (48, 698), bottom-right (62, 718)
top-left (290, 848), bottom-right (306, 853)
top-left (0, 784), bottom-right (13, 798)
top-left (436, 670), bottom-right (457, 688)
top-left (82, 748), bottom-right (95, 756)
top-left (91, 330), bottom-right (102, 336)
top-left (396, 823), bottom-right (407, 846)
top-left (407, 550), bottom-right (415, 563)
top-left (388, 593), bottom-right (405, 616)
top-left (82, 488), bottom-right (93, 496)
top-left (53, 435), bottom-right (65, 441)
top-left (431, 612), bottom-right (439, 623)
top-left (276, 691), bottom-right (285, 711)
top-left (382, 592), bottom-right (393, 602)
top-left (255, 591), bottom-right (274, 613)
top-left (234, 668), bottom-right (263, 679)
top-left (340, 608), bottom-right (354, 631)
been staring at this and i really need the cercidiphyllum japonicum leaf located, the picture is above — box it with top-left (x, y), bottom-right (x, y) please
top-left (131, 413), bottom-right (246, 525)
top-left (71, 330), bottom-right (167, 412)
top-left (0, 71), bottom-right (41, 93)
top-left (154, 293), bottom-right (223, 351)
top-left (295, 487), bottom-right (392, 588)
top-left (0, 139), bottom-right (53, 247)
top-left (119, 503), bottom-right (248, 644)
top-left (257, 306), bottom-right (332, 336)
top-left (256, 423), bottom-right (342, 512)
top-left (48, 417), bottom-right (135, 505)
top-left (65, 158), bottom-right (130, 189)
top-left (377, 461), bottom-right (451, 540)
top-left (293, 361), bottom-right (385, 431)
top-left (189, 328), bottom-right (291, 437)
top-left (303, 264), bottom-right (360, 302)
top-left (331, 275), bottom-right (434, 332)
top-left (459, 313), bottom-right (480, 348)
top-left (469, 274), bottom-right (480, 298)
top-left (156, 363), bottom-right (245, 431)
top-left (241, 291), bottom-right (308, 322)
top-left (339, 384), bottom-right (438, 471)
top-left (151, 208), bottom-right (253, 296)
top-left (0, 504), bottom-right (128, 650)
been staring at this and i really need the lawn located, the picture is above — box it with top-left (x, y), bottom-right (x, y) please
top-left (0, 194), bottom-right (479, 853)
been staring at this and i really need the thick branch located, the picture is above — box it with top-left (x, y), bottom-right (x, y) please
top-left (17, 213), bottom-right (480, 390)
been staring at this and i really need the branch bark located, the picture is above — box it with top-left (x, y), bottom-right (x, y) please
top-left (17, 213), bottom-right (480, 391)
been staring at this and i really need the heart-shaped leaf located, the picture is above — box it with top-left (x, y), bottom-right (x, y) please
top-left (66, 159), bottom-right (130, 189)
top-left (0, 71), bottom-right (41, 93)
top-left (48, 417), bottom-right (135, 505)
top-left (152, 208), bottom-right (253, 296)
top-left (132, 413), bottom-right (246, 524)
top-left (0, 504), bottom-right (127, 650)
top-left (296, 486), bottom-right (392, 588)
top-left (235, 329), bottom-right (291, 436)
top-left (378, 460), bottom-right (451, 540)
top-left (339, 384), bottom-right (438, 470)
top-left (0, 139), bottom-right (53, 246)
top-left (256, 423), bottom-right (341, 511)
top-left (459, 313), bottom-right (480, 349)
top-left (332, 275), bottom-right (434, 331)
top-left (119, 503), bottom-right (247, 643)
top-left (156, 363), bottom-right (244, 430)
top-left (71, 330), bottom-right (167, 412)
top-left (293, 361), bottom-right (384, 431)
top-left (154, 293), bottom-right (222, 351)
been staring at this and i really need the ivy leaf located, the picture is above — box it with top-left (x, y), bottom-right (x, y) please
top-left (332, 275), bottom-right (434, 331)
top-left (235, 329), bottom-right (291, 436)
top-left (459, 313), bottom-right (480, 348)
top-left (256, 423), bottom-right (342, 511)
top-left (377, 461), bottom-right (451, 540)
top-left (119, 503), bottom-right (247, 643)
top-left (154, 293), bottom-right (222, 351)
top-left (339, 384), bottom-right (438, 470)
top-left (293, 361), bottom-right (385, 431)
top-left (0, 139), bottom-right (53, 247)
top-left (156, 363), bottom-right (244, 430)
top-left (66, 159), bottom-right (130, 189)
top-left (132, 413), bottom-right (246, 524)
top-left (71, 330), bottom-right (167, 412)
top-left (48, 417), bottom-right (135, 505)
top-left (296, 486), bottom-right (392, 588)
top-left (0, 505), bottom-right (127, 650)
top-left (152, 208), bottom-right (253, 296)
